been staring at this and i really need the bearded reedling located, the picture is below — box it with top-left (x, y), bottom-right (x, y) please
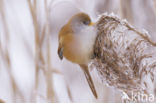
top-left (58, 12), bottom-right (156, 101)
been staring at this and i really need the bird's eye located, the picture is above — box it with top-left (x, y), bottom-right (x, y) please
top-left (83, 21), bottom-right (90, 25)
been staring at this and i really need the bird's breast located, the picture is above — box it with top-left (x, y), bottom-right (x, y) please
top-left (63, 26), bottom-right (97, 65)
top-left (63, 37), bottom-right (90, 64)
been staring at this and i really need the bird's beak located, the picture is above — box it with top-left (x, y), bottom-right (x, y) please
top-left (58, 46), bottom-right (64, 60)
top-left (89, 22), bottom-right (94, 26)
top-left (80, 64), bottom-right (98, 98)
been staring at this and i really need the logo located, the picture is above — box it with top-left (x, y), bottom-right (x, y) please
top-left (122, 91), bottom-right (155, 102)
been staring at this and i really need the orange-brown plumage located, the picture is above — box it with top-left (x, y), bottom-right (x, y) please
top-left (58, 12), bottom-right (98, 98)
top-left (58, 13), bottom-right (96, 64)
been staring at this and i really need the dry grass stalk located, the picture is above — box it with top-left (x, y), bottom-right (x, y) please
top-left (0, 0), bottom-right (25, 103)
top-left (119, 0), bottom-right (134, 24)
top-left (27, 0), bottom-right (52, 102)
top-left (27, 0), bottom-right (62, 103)
top-left (27, 1), bottom-right (40, 102)
top-left (0, 99), bottom-right (5, 103)
top-left (66, 83), bottom-right (73, 102)
top-left (153, 0), bottom-right (156, 16)
top-left (44, 0), bottom-right (55, 102)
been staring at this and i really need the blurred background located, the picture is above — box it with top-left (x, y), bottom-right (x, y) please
top-left (0, 0), bottom-right (156, 103)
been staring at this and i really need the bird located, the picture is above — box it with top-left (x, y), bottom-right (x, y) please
top-left (57, 12), bottom-right (98, 98)
top-left (58, 12), bottom-right (156, 102)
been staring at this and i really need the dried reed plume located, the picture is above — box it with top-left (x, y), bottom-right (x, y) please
top-left (91, 13), bottom-right (156, 103)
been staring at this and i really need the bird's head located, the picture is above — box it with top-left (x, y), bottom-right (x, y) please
top-left (57, 12), bottom-right (96, 65)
